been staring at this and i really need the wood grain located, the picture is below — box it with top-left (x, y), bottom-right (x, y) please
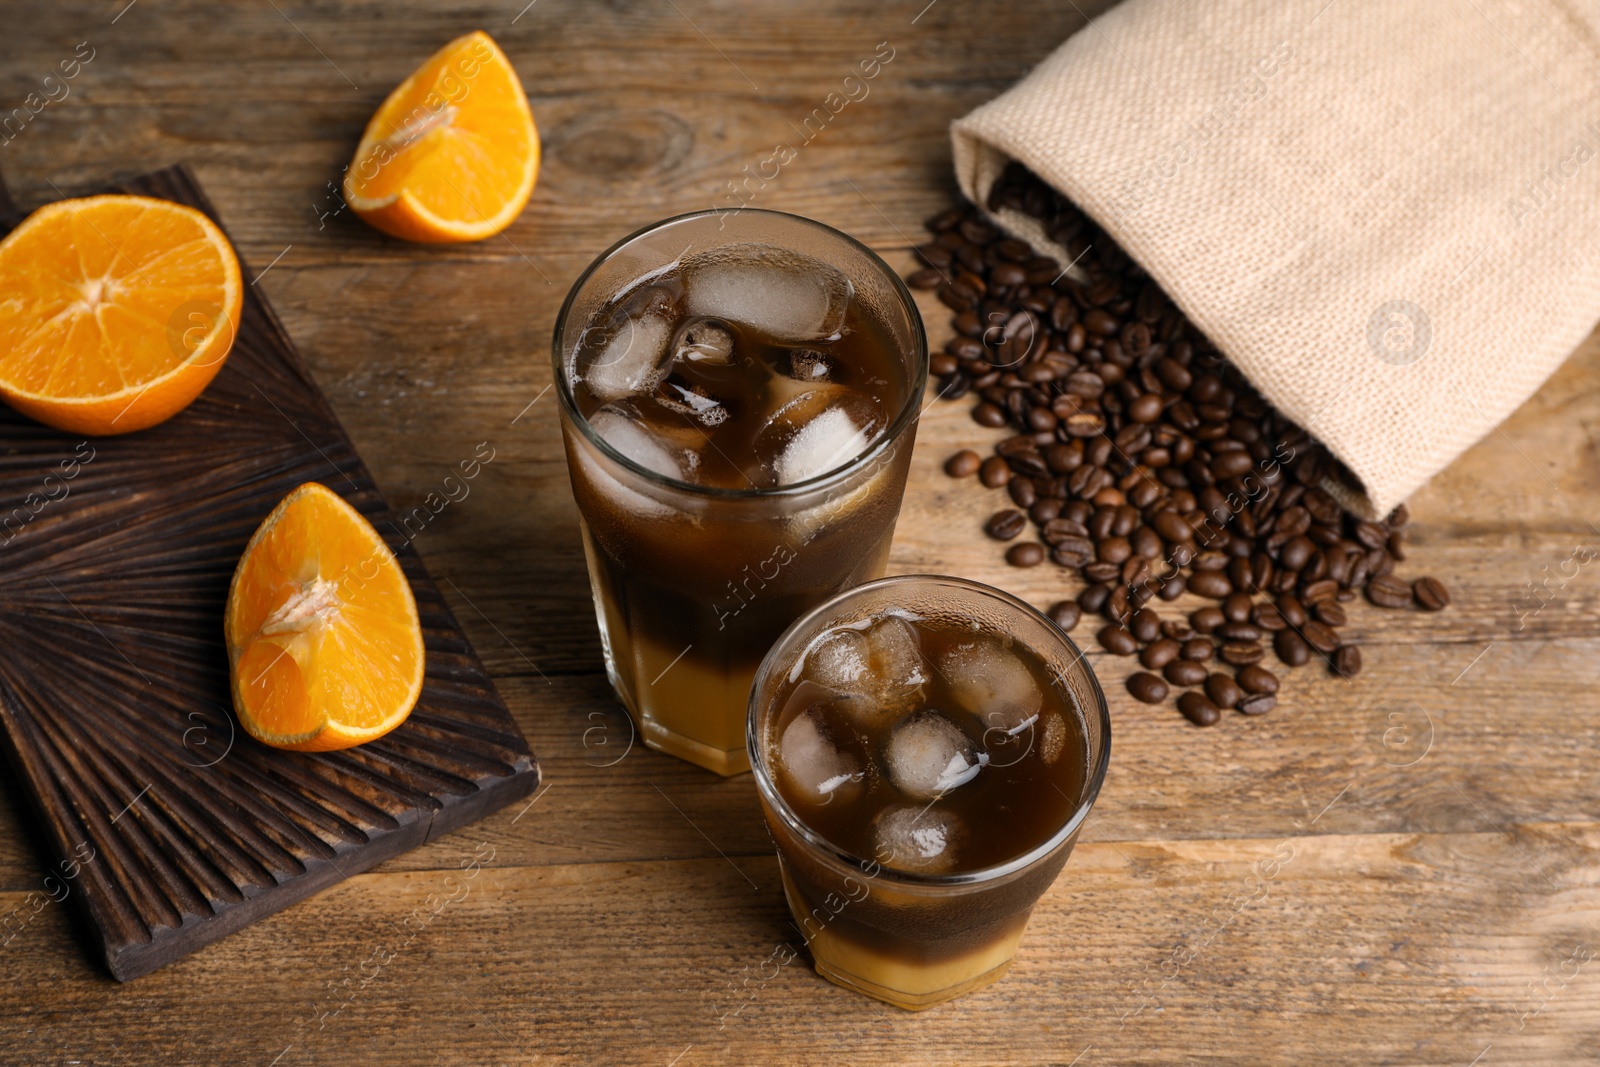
top-left (0, 0), bottom-right (1597, 1063)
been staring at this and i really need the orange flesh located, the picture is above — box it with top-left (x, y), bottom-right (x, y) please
top-left (226, 483), bottom-right (424, 751)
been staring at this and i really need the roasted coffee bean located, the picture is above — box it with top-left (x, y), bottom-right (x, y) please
top-left (1237, 693), bottom-right (1277, 716)
top-left (1211, 451), bottom-right (1255, 480)
top-left (1130, 608), bottom-right (1162, 644)
top-left (1205, 672), bottom-right (1243, 710)
top-left (1044, 441), bottom-right (1083, 473)
top-left (1030, 498), bottom-right (1063, 525)
top-left (985, 509), bottom-right (1027, 540)
top-left (1106, 585), bottom-right (1132, 621)
top-left (1222, 592), bottom-right (1253, 624)
top-left (1130, 526), bottom-right (1164, 560)
top-left (1052, 539), bottom-right (1094, 568)
top-left (1274, 629), bottom-right (1311, 666)
top-left (1413, 576), bottom-right (1451, 611)
top-left (1140, 638), bottom-right (1181, 670)
top-left (1279, 535), bottom-right (1315, 571)
top-left (1161, 620), bottom-right (1195, 641)
top-left (1078, 583), bottom-right (1112, 613)
top-left (979, 455), bottom-right (1012, 488)
top-left (991, 261), bottom-right (1027, 288)
top-left (1227, 555), bottom-right (1254, 592)
top-left (1217, 622), bottom-right (1263, 642)
top-left (907, 267), bottom-right (945, 290)
top-left (1187, 570), bottom-right (1233, 599)
top-left (1008, 451), bottom-right (1049, 478)
top-left (1047, 600), bottom-right (1082, 631)
top-left (1190, 606), bottom-right (1225, 632)
top-left (1178, 691), bottom-right (1221, 726)
top-left (1083, 561), bottom-right (1121, 583)
top-left (1098, 624), bottom-right (1139, 655)
top-left (1127, 672), bottom-right (1169, 704)
top-left (1181, 637), bottom-right (1214, 662)
top-left (1159, 575), bottom-right (1186, 599)
top-left (1006, 541), bottom-right (1045, 567)
top-left (1152, 510), bottom-right (1194, 544)
top-left (1301, 620), bottom-right (1340, 654)
top-left (1164, 658), bottom-right (1209, 687)
top-left (1353, 520), bottom-right (1388, 550)
top-left (1332, 644), bottom-right (1362, 678)
top-left (944, 449), bottom-right (981, 478)
top-left (1098, 536), bottom-right (1133, 564)
top-left (1312, 601), bottom-right (1347, 626)
top-left (1156, 357), bottom-right (1193, 392)
top-left (1366, 574), bottom-right (1413, 608)
top-left (1083, 309), bottom-right (1119, 336)
top-left (1008, 477), bottom-right (1038, 509)
top-left (1128, 392), bottom-right (1163, 424)
top-left (1041, 517), bottom-right (1090, 542)
top-left (1220, 641), bottom-right (1265, 666)
top-left (1253, 604), bottom-right (1287, 631)
top-left (1277, 595), bottom-right (1307, 627)
top-left (1301, 578), bottom-right (1340, 604)
top-left (1236, 665), bottom-right (1279, 694)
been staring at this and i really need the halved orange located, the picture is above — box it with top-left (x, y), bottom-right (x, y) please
top-left (0, 194), bottom-right (242, 435)
top-left (225, 483), bottom-right (425, 752)
top-left (343, 31), bottom-right (539, 243)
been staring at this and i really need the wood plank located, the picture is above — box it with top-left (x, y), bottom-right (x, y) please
top-left (4, 827), bottom-right (1597, 1065)
top-left (8, 618), bottom-right (1592, 887)
top-left (0, 1), bottom-right (1098, 264)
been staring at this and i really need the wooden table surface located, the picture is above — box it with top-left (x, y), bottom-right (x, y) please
top-left (3, 2), bottom-right (1598, 1064)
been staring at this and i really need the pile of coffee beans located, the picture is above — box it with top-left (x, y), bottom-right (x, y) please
top-left (911, 162), bottom-right (1451, 727)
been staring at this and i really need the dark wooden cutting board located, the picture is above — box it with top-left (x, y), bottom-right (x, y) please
top-left (0, 165), bottom-right (540, 981)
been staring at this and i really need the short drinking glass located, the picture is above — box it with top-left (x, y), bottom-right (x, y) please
top-left (748, 574), bottom-right (1111, 1009)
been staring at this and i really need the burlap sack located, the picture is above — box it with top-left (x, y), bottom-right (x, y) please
top-left (952, 0), bottom-right (1600, 518)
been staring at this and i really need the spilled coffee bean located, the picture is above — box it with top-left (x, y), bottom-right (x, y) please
top-left (922, 162), bottom-right (1450, 727)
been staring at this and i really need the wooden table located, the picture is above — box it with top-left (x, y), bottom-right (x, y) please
top-left (3, 2), bottom-right (1597, 1063)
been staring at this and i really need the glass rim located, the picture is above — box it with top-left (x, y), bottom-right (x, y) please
top-left (551, 208), bottom-right (930, 500)
top-left (746, 573), bottom-right (1113, 888)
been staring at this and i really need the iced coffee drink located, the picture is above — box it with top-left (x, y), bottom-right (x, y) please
top-left (555, 211), bottom-right (927, 775)
top-left (748, 575), bottom-right (1110, 1009)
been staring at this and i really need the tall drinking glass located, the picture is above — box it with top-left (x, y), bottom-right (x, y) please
top-left (554, 210), bottom-right (927, 775)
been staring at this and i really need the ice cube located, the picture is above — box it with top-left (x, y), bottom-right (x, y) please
top-left (682, 244), bottom-right (853, 342)
top-left (784, 348), bottom-right (833, 383)
top-left (859, 616), bottom-right (926, 709)
top-left (938, 639), bottom-right (1044, 733)
top-left (653, 374), bottom-right (728, 427)
top-left (587, 401), bottom-right (699, 481)
top-left (674, 318), bottom-right (736, 366)
top-left (1037, 710), bottom-right (1067, 765)
top-left (873, 805), bottom-right (962, 874)
top-left (581, 297), bottom-right (677, 401)
top-left (884, 710), bottom-right (988, 800)
top-left (799, 617), bottom-right (925, 721)
top-left (779, 408), bottom-right (872, 485)
top-left (776, 703), bottom-right (863, 803)
top-left (803, 628), bottom-right (871, 691)
top-left (759, 382), bottom-right (883, 486)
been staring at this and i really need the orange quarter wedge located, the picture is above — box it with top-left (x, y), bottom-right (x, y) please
top-left (343, 31), bottom-right (539, 243)
top-left (0, 194), bottom-right (241, 435)
top-left (225, 483), bottom-right (425, 752)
